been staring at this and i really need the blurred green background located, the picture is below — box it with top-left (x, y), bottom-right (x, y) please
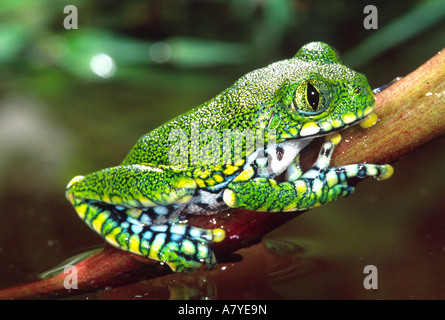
top-left (0, 0), bottom-right (444, 299)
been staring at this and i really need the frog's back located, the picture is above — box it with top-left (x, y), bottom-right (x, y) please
top-left (121, 52), bottom-right (360, 167)
top-left (120, 89), bottom-right (254, 166)
top-left (121, 59), bottom-right (298, 166)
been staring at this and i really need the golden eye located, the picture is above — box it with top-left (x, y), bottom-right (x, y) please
top-left (292, 79), bottom-right (329, 115)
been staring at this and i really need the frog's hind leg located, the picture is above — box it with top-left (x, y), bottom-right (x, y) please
top-left (74, 200), bottom-right (225, 273)
top-left (137, 223), bottom-right (225, 273)
top-left (67, 165), bottom-right (226, 272)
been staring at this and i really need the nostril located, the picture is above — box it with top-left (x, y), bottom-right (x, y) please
top-left (354, 86), bottom-right (361, 94)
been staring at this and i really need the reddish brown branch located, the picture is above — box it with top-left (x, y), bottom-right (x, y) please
top-left (0, 48), bottom-right (444, 299)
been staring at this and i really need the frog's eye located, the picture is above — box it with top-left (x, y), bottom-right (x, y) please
top-left (306, 82), bottom-right (320, 111)
top-left (292, 79), bottom-right (330, 115)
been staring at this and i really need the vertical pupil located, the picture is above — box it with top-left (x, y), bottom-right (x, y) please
top-left (307, 83), bottom-right (319, 111)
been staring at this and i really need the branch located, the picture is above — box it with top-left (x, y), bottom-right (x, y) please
top-left (1, 48), bottom-right (444, 299)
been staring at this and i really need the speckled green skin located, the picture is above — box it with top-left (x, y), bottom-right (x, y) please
top-left (66, 42), bottom-right (393, 272)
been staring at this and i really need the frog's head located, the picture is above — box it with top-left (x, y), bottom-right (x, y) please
top-left (255, 42), bottom-right (376, 141)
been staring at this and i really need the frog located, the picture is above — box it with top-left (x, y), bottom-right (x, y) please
top-left (66, 42), bottom-right (393, 273)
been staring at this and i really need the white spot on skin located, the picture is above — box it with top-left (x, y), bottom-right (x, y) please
top-left (150, 225), bottom-right (168, 233)
top-left (153, 206), bottom-right (169, 215)
top-left (140, 214), bottom-right (151, 225)
top-left (131, 224), bottom-right (143, 234)
top-left (248, 139), bottom-right (313, 178)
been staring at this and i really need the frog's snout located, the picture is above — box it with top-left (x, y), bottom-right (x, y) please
top-left (65, 175), bottom-right (85, 203)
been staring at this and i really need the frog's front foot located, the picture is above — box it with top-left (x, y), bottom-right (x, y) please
top-left (302, 137), bottom-right (393, 206)
top-left (223, 135), bottom-right (393, 212)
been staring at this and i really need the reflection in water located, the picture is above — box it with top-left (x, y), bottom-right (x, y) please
top-left (263, 239), bottom-right (307, 280)
top-left (93, 239), bottom-right (310, 300)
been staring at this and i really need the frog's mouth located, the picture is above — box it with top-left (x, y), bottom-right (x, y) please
top-left (292, 107), bottom-right (377, 141)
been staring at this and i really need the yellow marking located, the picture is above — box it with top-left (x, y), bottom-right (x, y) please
top-left (212, 228), bottom-right (226, 242)
top-left (331, 118), bottom-right (343, 128)
top-left (111, 196), bottom-right (123, 204)
top-left (257, 203), bottom-right (272, 212)
top-left (320, 121), bottom-right (332, 132)
top-left (148, 234), bottom-right (165, 260)
top-left (363, 106), bottom-right (374, 117)
top-left (289, 127), bottom-right (298, 136)
top-left (360, 112), bottom-right (379, 128)
top-left (341, 112), bottom-right (357, 124)
top-left (194, 178), bottom-right (206, 188)
top-left (138, 198), bottom-right (157, 207)
top-left (128, 234), bottom-right (141, 254)
top-left (173, 177), bottom-right (197, 189)
top-left (213, 174), bottom-right (224, 183)
top-left (233, 166), bottom-right (255, 182)
top-left (294, 180), bottom-right (308, 194)
top-left (223, 189), bottom-right (237, 207)
top-left (139, 239), bottom-right (150, 257)
top-left (127, 208), bottom-right (142, 219)
top-left (92, 212), bottom-right (109, 233)
top-left (299, 121), bottom-right (320, 136)
top-left (234, 157), bottom-right (245, 167)
top-left (74, 203), bottom-right (89, 219)
top-left (282, 203), bottom-right (297, 212)
top-left (325, 132), bottom-right (342, 146)
top-left (280, 132), bottom-right (292, 139)
top-left (205, 178), bottom-right (216, 186)
top-left (223, 165), bottom-right (238, 176)
top-left (105, 227), bottom-right (122, 248)
top-left (376, 164), bottom-right (394, 181)
top-left (166, 262), bottom-right (179, 272)
top-left (197, 244), bottom-right (209, 259)
top-left (195, 168), bottom-right (210, 179)
top-left (181, 239), bottom-right (196, 255)
top-left (66, 193), bottom-right (75, 205)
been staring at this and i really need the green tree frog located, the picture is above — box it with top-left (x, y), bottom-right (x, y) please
top-left (66, 42), bottom-right (393, 273)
